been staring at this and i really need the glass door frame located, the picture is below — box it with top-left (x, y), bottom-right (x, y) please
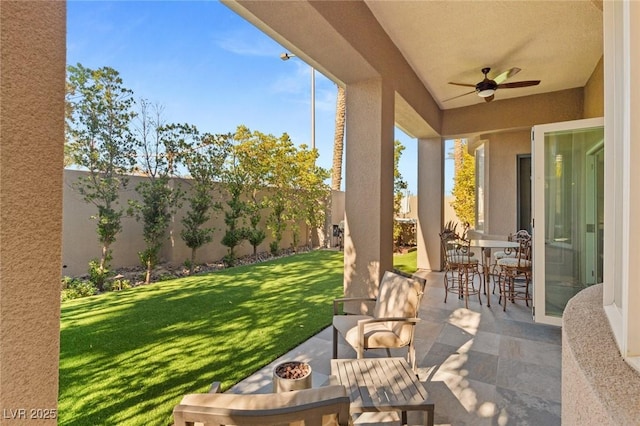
top-left (532, 117), bottom-right (604, 326)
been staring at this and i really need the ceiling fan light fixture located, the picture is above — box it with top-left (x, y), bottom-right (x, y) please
top-left (446, 67), bottom-right (541, 104)
top-left (477, 88), bottom-right (495, 97)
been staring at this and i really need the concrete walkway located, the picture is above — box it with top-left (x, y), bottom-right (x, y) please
top-left (229, 270), bottom-right (562, 425)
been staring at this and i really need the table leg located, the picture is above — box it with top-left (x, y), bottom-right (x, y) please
top-left (427, 408), bottom-right (434, 426)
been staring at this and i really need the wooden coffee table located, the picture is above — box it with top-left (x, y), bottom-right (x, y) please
top-left (330, 358), bottom-right (434, 426)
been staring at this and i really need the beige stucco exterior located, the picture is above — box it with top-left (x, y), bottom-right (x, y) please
top-left (0, 2), bottom-right (65, 421)
top-left (474, 129), bottom-right (532, 236)
top-left (584, 57), bottom-right (605, 119)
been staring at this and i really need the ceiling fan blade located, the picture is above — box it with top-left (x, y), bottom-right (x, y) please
top-left (448, 82), bottom-right (476, 88)
top-left (498, 80), bottom-right (541, 89)
top-left (443, 90), bottom-right (476, 102)
top-left (493, 67), bottom-right (521, 84)
top-left (484, 94), bottom-right (494, 103)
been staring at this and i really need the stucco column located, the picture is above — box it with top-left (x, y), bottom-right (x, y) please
top-left (343, 78), bottom-right (394, 304)
top-left (416, 137), bottom-right (444, 271)
top-left (0, 2), bottom-right (65, 421)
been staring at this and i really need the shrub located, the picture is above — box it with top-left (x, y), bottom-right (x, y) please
top-left (103, 278), bottom-right (132, 292)
top-left (88, 258), bottom-right (112, 290)
top-left (222, 252), bottom-right (236, 268)
top-left (183, 258), bottom-right (192, 271)
top-left (156, 273), bottom-right (176, 282)
top-left (61, 277), bottom-right (98, 301)
top-left (270, 241), bottom-right (280, 256)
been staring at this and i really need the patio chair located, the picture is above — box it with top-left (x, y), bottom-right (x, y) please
top-left (491, 229), bottom-right (532, 293)
top-left (173, 382), bottom-right (351, 426)
top-left (440, 228), bottom-right (481, 309)
top-left (496, 234), bottom-right (532, 311)
top-left (331, 270), bottom-right (426, 371)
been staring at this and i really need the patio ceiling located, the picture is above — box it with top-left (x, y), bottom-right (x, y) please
top-left (365, 0), bottom-right (603, 110)
top-left (224, 0), bottom-right (603, 136)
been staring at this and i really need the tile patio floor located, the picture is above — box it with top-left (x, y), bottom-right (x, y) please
top-left (229, 270), bottom-right (562, 426)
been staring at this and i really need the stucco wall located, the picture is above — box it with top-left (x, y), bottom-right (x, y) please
top-left (442, 88), bottom-right (584, 138)
top-left (0, 2), bottom-right (65, 421)
top-left (562, 284), bottom-right (640, 425)
top-left (484, 130), bottom-right (532, 236)
top-left (584, 56), bottom-right (604, 118)
top-left (63, 170), bottom-right (311, 277)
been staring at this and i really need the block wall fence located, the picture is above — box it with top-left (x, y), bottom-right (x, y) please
top-left (62, 170), bottom-right (342, 277)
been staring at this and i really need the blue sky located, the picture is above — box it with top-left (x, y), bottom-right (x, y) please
top-left (67, 1), bottom-right (453, 195)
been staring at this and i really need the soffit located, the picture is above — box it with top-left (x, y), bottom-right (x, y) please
top-left (365, 0), bottom-right (603, 110)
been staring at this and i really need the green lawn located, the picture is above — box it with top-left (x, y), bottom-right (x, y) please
top-left (59, 250), bottom-right (344, 425)
top-left (393, 249), bottom-right (417, 274)
top-left (59, 249), bottom-right (418, 425)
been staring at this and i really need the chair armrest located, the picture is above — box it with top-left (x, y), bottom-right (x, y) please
top-left (208, 382), bottom-right (222, 393)
top-left (357, 317), bottom-right (420, 326)
top-left (333, 297), bottom-right (377, 314)
top-left (356, 317), bottom-right (420, 350)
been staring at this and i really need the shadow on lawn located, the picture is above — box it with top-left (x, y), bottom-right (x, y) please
top-left (58, 250), bottom-right (344, 425)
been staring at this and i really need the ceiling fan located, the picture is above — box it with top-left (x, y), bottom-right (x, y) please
top-left (445, 67), bottom-right (541, 103)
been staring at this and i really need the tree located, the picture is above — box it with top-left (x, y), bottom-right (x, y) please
top-left (129, 100), bottom-right (182, 284)
top-left (220, 146), bottom-right (248, 267)
top-left (451, 141), bottom-right (476, 226)
top-left (176, 127), bottom-right (229, 274)
top-left (331, 86), bottom-right (346, 191)
top-left (262, 133), bottom-right (298, 255)
top-left (233, 126), bottom-right (268, 260)
top-left (289, 146), bottom-right (330, 249)
top-left (393, 140), bottom-right (408, 250)
top-left (65, 64), bottom-right (136, 290)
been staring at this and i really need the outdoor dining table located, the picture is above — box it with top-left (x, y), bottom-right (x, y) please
top-left (469, 239), bottom-right (520, 307)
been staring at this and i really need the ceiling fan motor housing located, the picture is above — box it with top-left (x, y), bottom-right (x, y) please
top-left (445, 66), bottom-right (539, 103)
top-left (476, 79), bottom-right (497, 97)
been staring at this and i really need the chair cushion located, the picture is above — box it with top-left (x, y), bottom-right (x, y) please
top-left (333, 314), bottom-right (371, 339)
top-left (333, 315), bottom-right (406, 351)
top-left (448, 255), bottom-right (479, 265)
top-left (493, 250), bottom-right (516, 260)
top-left (447, 249), bottom-right (475, 257)
top-left (333, 271), bottom-right (422, 354)
top-left (373, 271), bottom-right (421, 339)
top-left (497, 257), bottom-right (532, 268)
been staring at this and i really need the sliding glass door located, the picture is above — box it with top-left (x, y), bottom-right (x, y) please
top-left (532, 118), bottom-right (604, 325)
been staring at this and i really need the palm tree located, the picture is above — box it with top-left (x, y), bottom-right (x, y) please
top-left (331, 86), bottom-right (346, 190)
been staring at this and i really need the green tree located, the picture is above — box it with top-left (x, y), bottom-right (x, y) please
top-left (65, 64), bottom-right (136, 290)
top-left (451, 141), bottom-right (476, 226)
top-left (289, 145), bottom-right (330, 250)
top-left (393, 140), bottom-right (408, 250)
top-left (220, 145), bottom-right (248, 266)
top-left (129, 100), bottom-right (183, 284)
top-left (221, 131), bottom-right (252, 266)
top-left (263, 133), bottom-right (297, 255)
top-left (233, 126), bottom-right (268, 260)
top-left (176, 127), bottom-right (229, 274)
